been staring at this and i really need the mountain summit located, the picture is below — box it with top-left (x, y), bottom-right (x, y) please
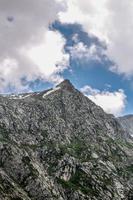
top-left (56, 79), bottom-right (75, 90)
top-left (0, 80), bottom-right (133, 199)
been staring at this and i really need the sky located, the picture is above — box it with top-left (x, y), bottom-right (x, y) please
top-left (0, 0), bottom-right (133, 116)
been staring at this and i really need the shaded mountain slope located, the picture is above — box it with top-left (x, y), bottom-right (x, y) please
top-left (118, 115), bottom-right (133, 137)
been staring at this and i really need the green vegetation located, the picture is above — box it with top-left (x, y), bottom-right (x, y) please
top-left (22, 156), bottom-right (39, 178)
top-left (116, 139), bottom-right (133, 149)
top-left (57, 168), bottom-right (99, 196)
top-left (59, 140), bottom-right (87, 157)
top-left (126, 164), bottom-right (133, 174)
top-left (0, 124), bottom-right (9, 141)
top-left (21, 143), bottom-right (40, 151)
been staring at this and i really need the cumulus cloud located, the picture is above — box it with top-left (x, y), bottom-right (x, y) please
top-left (1, 0), bottom-right (132, 92)
top-left (68, 41), bottom-right (103, 62)
top-left (0, 0), bottom-right (68, 92)
top-left (59, 0), bottom-right (133, 77)
top-left (81, 85), bottom-right (126, 116)
top-left (21, 30), bottom-right (69, 85)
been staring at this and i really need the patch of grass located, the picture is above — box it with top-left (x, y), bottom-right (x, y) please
top-left (22, 156), bottom-right (39, 178)
top-left (21, 143), bottom-right (40, 151)
top-left (57, 178), bottom-right (76, 190)
top-left (0, 124), bottom-right (9, 141)
top-left (57, 168), bottom-right (99, 197)
top-left (116, 139), bottom-right (133, 149)
top-left (126, 164), bottom-right (133, 173)
top-left (58, 139), bottom-right (88, 159)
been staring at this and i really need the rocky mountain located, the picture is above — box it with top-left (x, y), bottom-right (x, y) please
top-left (0, 79), bottom-right (133, 200)
top-left (118, 115), bottom-right (133, 137)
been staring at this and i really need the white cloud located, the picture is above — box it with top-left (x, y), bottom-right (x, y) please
top-left (1, 0), bottom-right (132, 92)
top-left (68, 41), bottom-right (103, 62)
top-left (81, 85), bottom-right (126, 116)
top-left (22, 30), bottom-right (69, 82)
top-left (59, 0), bottom-right (133, 77)
top-left (0, 0), bottom-right (68, 92)
top-left (59, 0), bottom-right (109, 41)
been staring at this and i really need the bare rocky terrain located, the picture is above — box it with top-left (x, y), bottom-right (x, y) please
top-left (0, 79), bottom-right (133, 200)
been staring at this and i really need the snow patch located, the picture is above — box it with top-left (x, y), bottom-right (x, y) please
top-left (43, 87), bottom-right (60, 98)
top-left (9, 94), bottom-right (32, 99)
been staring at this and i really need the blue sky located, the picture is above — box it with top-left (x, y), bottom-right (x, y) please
top-left (52, 22), bottom-right (133, 116)
top-left (28, 21), bottom-right (133, 116)
top-left (0, 0), bottom-right (133, 116)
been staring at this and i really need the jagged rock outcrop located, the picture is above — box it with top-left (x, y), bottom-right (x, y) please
top-left (0, 79), bottom-right (133, 199)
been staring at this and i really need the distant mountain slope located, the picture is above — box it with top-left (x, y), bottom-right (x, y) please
top-left (0, 80), bottom-right (133, 200)
top-left (118, 115), bottom-right (133, 137)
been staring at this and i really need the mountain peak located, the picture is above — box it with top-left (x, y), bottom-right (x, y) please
top-left (56, 79), bottom-right (75, 91)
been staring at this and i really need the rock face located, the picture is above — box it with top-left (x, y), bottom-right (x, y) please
top-left (118, 115), bottom-right (133, 137)
top-left (0, 79), bottom-right (133, 200)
